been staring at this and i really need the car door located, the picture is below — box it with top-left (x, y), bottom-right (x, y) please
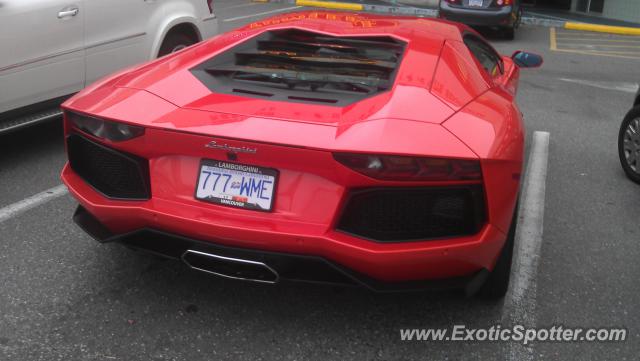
top-left (0, 0), bottom-right (85, 114)
top-left (83, 0), bottom-right (151, 86)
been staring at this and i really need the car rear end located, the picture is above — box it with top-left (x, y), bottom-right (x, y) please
top-left (61, 114), bottom-right (506, 292)
top-left (439, 0), bottom-right (518, 27)
top-left (60, 22), bottom-right (513, 292)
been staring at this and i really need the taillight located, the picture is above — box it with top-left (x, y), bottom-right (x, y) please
top-left (333, 153), bottom-right (482, 181)
top-left (495, 0), bottom-right (513, 6)
top-left (67, 111), bottom-right (145, 142)
top-left (445, 0), bottom-right (461, 4)
top-left (206, 0), bottom-right (214, 14)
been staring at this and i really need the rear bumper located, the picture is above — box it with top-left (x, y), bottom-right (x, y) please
top-left (63, 162), bottom-right (508, 287)
top-left (439, 3), bottom-right (516, 27)
top-left (73, 204), bottom-right (489, 292)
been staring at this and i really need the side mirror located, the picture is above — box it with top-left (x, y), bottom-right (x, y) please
top-left (511, 51), bottom-right (543, 68)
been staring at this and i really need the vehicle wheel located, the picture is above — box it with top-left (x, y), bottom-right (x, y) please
top-left (503, 26), bottom-right (515, 40)
top-left (477, 205), bottom-right (518, 299)
top-left (158, 32), bottom-right (197, 57)
top-left (618, 106), bottom-right (640, 184)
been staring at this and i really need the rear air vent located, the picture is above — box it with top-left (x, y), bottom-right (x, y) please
top-left (190, 29), bottom-right (406, 106)
top-left (337, 186), bottom-right (486, 242)
top-left (288, 96), bottom-right (337, 104)
top-left (232, 88), bottom-right (273, 97)
top-left (67, 134), bottom-right (150, 200)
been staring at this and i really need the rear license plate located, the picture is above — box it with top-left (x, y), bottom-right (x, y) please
top-left (469, 0), bottom-right (483, 6)
top-left (195, 160), bottom-right (278, 211)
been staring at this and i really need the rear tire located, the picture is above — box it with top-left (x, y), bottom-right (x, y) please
top-left (158, 32), bottom-right (197, 57)
top-left (477, 205), bottom-right (517, 299)
top-left (618, 106), bottom-right (640, 184)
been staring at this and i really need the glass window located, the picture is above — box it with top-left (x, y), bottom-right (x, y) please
top-left (463, 34), bottom-right (503, 78)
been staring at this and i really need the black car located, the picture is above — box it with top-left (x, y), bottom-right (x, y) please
top-left (618, 87), bottom-right (640, 183)
top-left (439, 0), bottom-right (522, 40)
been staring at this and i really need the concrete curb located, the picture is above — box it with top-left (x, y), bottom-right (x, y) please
top-left (520, 17), bottom-right (565, 28)
top-left (253, 0), bottom-right (437, 16)
top-left (253, 0), bottom-right (640, 35)
top-left (296, 0), bottom-right (363, 11)
top-left (564, 22), bottom-right (640, 36)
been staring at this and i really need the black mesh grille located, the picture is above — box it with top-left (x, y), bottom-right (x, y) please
top-left (67, 134), bottom-right (150, 199)
top-left (337, 186), bottom-right (486, 242)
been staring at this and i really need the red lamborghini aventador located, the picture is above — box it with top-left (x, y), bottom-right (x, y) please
top-left (60, 11), bottom-right (542, 298)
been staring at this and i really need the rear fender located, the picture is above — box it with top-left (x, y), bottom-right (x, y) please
top-left (442, 89), bottom-right (524, 235)
top-left (499, 56), bottom-right (520, 97)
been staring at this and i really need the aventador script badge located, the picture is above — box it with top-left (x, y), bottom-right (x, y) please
top-left (205, 140), bottom-right (258, 154)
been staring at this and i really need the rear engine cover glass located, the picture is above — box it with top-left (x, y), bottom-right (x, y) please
top-left (190, 29), bottom-right (407, 106)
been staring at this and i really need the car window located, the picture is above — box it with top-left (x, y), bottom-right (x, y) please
top-left (463, 34), bottom-right (503, 78)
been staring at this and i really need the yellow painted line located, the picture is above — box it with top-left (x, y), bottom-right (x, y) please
top-left (557, 34), bottom-right (640, 40)
top-left (550, 27), bottom-right (557, 50)
top-left (556, 37), bottom-right (640, 42)
top-left (577, 50), bottom-right (640, 55)
top-left (295, 0), bottom-right (363, 10)
top-left (565, 22), bottom-right (640, 36)
top-left (556, 32), bottom-right (635, 38)
top-left (553, 48), bottom-right (640, 60)
top-left (561, 43), bottom-right (640, 49)
top-left (556, 31), bottom-right (619, 36)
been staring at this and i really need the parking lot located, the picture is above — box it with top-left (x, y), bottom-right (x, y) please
top-left (1, 0), bottom-right (639, 360)
top-left (551, 27), bottom-right (640, 59)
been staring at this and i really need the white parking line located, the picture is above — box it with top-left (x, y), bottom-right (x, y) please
top-left (503, 131), bottom-right (550, 361)
top-left (0, 185), bottom-right (68, 224)
top-left (223, 6), bottom-right (302, 22)
top-left (560, 78), bottom-right (639, 93)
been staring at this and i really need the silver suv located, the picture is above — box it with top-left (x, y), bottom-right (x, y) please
top-left (0, 0), bottom-right (219, 133)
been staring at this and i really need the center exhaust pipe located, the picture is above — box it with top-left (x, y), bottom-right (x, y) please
top-left (181, 250), bottom-right (279, 284)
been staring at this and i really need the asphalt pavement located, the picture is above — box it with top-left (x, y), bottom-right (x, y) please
top-left (1, 1), bottom-right (639, 360)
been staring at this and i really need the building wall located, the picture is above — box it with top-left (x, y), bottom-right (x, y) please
top-left (570, 0), bottom-right (640, 23)
top-left (602, 0), bottom-right (640, 23)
